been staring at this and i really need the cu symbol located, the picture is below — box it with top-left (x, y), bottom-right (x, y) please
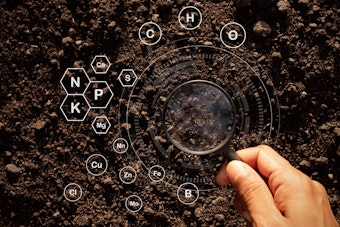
top-left (86, 154), bottom-right (108, 176)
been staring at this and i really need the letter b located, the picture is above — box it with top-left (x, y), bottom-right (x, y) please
top-left (185, 189), bottom-right (192, 198)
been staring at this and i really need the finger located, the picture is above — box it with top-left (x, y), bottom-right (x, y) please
top-left (216, 161), bottom-right (230, 186)
top-left (227, 160), bottom-right (285, 224)
top-left (216, 145), bottom-right (291, 187)
top-left (234, 145), bottom-right (292, 179)
top-left (234, 145), bottom-right (306, 212)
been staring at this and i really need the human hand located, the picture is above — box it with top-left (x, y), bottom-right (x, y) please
top-left (216, 145), bottom-right (339, 227)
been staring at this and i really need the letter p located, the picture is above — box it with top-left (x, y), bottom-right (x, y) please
top-left (94, 89), bottom-right (103, 100)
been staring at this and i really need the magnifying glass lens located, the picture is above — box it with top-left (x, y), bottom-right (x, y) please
top-left (162, 80), bottom-right (236, 155)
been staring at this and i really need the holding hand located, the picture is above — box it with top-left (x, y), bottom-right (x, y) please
top-left (216, 145), bottom-right (338, 227)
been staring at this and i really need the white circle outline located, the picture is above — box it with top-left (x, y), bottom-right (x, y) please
top-left (148, 165), bottom-right (166, 182)
top-left (125, 43), bottom-right (280, 191)
top-left (119, 166), bottom-right (137, 184)
top-left (220, 22), bottom-right (246, 49)
top-left (113, 138), bottom-right (129, 154)
top-left (85, 154), bottom-right (108, 177)
top-left (63, 183), bottom-right (83, 202)
top-left (177, 182), bottom-right (199, 205)
top-left (138, 22), bottom-right (162, 46)
top-left (178, 6), bottom-right (202, 30)
top-left (125, 195), bottom-right (143, 213)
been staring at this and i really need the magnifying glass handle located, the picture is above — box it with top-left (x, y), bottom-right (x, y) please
top-left (224, 148), bottom-right (242, 162)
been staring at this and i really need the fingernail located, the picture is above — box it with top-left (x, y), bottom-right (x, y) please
top-left (241, 211), bottom-right (252, 222)
top-left (228, 161), bottom-right (247, 184)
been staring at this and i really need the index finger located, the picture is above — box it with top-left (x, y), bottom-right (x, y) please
top-left (216, 145), bottom-right (291, 186)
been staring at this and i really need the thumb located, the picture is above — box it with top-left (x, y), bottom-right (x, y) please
top-left (227, 161), bottom-right (283, 224)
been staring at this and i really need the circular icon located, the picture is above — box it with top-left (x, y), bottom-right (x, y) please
top-left (148, 165), bottom-right (166, 182)
top-left (125, 195), bottom-right (143, 212)
top-left (220, 22), bottom-right (246, 48)
top-left (85, 154), bottom-right (108, 176)
top-left (162, 80), bottom-right (236, 155)
top-left (178, 6), bottom-right (202, 30)
top-left (113, 138), bottom-right (129, 154)
top-left (138, 22), bottom-right (162, 46)
top-left (119, 166), bottom-right (137, 184)
top-left (63, 183), bottom-right (83, 202)
top-left (177, 182), bottom-right (199, 205)
top-left (124, 39), bottom-right (280, 191)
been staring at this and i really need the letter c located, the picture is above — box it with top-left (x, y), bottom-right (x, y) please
top-left (146, 29), bottom-right (155, 39)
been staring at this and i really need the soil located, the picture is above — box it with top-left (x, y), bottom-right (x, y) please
top-left (0, 0), bottom-right (339, 226)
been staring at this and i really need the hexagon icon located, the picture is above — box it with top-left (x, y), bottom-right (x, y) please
top-left (118, 69), bottom-right (138, 87)
top-left (60, 95), bottom-right (90, 122)
top-left (91, 55), bottom-right (111, 74)
top-left (92, 116), bottom-right (111, 134)
top-left (60, 68), bottom-right (90, 95)
top-left (84, 81), bottom-right (114, 109)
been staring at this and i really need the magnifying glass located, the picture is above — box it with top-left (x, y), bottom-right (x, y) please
top-left (162, 80), bottom-right (242, 162)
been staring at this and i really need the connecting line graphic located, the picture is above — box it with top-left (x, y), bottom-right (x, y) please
top-left (59, 5), bottom-right (281, 212)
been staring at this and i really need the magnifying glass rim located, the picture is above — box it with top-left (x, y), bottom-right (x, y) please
top-left (161, 79), bottom-right (236, 155)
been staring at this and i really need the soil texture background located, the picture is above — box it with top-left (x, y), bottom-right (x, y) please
top-left (0, 0), bottom-right (339, 226)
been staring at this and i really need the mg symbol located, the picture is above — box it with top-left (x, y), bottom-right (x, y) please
top-left (96, 122), bottom-right (106, 130)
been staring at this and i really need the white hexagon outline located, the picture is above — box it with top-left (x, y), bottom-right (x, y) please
top-left (118, 69), bottom-right (138, 88)
top-left (60, 68), bottom-right (91, 95)
top-left (84, 81), bottom-right (114, 109)
top-left (91, 116), bottom-right (111, 134)
top-left (91, 55), bottom-right (112, 74)
top-left (60, 94), bottom-right (91, 122)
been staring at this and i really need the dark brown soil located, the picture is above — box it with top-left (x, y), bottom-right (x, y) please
top-left (0, 0), bottom-right (339, 226)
